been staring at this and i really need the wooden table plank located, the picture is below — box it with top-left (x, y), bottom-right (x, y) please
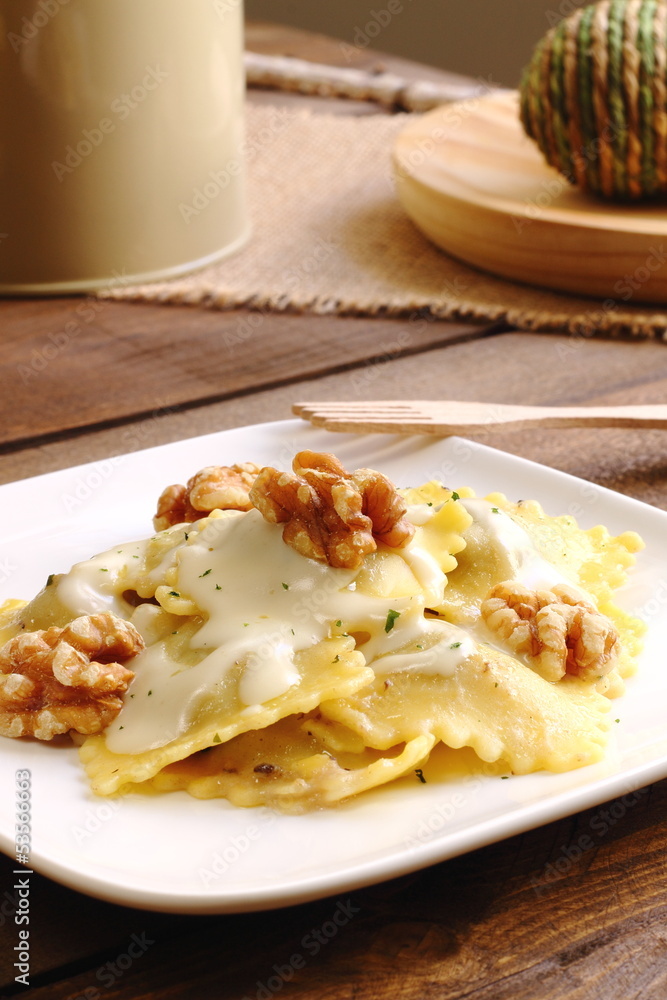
top-left (2, 332), bottom-right (666, 507)
top-left (11, 782), bottom-right (667, 1000)
top-left (0, 300), bottom-right (496, 449)
top-left (0, 854), bottom-right (186, 990)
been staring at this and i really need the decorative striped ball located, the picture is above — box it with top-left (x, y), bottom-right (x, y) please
top-left (520, 0), bottom-right (667, 200)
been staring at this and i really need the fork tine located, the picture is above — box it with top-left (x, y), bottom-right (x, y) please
top-left (293, 400), bottom-right (667, 436)
top-left (293, 401), bottom-right (430, 417)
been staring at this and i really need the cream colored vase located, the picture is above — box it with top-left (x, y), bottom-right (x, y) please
top-left (0, 0), bottom-right (249, 293)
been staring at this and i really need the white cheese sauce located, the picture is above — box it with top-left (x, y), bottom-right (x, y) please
top-left (460, 498), bottom-right (575, 592)
top-left (363, 612), bottom-right (476, 676)
top-left (56, 540), bottom-right (147, 618)
top-left (53, 503), bottom-right (519, 755)
top-left (95, 510), bottom-right (467, 753)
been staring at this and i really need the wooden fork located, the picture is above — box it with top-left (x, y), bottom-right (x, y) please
top-left (293, 400), bottom-right (667, 436)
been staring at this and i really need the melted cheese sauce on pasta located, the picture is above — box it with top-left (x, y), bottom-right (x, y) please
top-left (52, 508), bottom-right (476, 754)
top-left (46, 494), bottom-right (616, 757)
top-left (461, 498), bottom-right (575, 591)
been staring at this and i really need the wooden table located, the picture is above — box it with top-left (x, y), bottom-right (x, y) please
top-left (1, 23), bottom-right (667, 1000)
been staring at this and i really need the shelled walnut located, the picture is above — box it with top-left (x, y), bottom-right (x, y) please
top-left (249, 450), bottom-right (415, 569)
top-left (0, 613), bottom-right (143, 740)
top-left (154, 463), bottom-right (261, 530)
top-left (481, 580), bottom-right (620, 682)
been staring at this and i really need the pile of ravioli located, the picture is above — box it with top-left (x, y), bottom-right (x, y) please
top-left (0, 465), bottom-right (645, 814)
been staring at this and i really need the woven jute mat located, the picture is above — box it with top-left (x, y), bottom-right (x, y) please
top-left (102, 104), bottom-right (667, 339)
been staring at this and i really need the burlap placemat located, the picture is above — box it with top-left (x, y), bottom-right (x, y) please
top-left (102, 104), bottom-right (667, 339)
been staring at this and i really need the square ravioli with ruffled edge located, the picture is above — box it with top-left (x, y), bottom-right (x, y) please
top-left (0, 452), bottom-right (645, 812)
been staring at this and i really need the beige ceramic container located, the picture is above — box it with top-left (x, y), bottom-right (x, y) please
top-left (0, 0), bottom-right (249, 293)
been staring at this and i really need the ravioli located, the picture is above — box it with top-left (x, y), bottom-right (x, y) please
top-left (319, 647), bottom-right (611, 774)
top-left (0, 459), bottom-right (646, 813)
top-left (139, 714), bottom-right (435, 813)
top-left (80, 636), bottom-right (373, 795)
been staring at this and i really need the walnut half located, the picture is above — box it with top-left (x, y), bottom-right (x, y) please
top-left (481, 581), bottom-right (620, 682)
top-left (0, 613), bottom-right (143, 740)
top-left (154, 463), bottom-right (262, 531)
top-left (249, 450), bottom-right (415, 569)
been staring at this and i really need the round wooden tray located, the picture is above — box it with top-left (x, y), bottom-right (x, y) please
top-left (392, 91), bottom-right (667, 304)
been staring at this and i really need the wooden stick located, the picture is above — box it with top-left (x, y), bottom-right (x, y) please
top-left (244, 51), bottom-right (492, 112)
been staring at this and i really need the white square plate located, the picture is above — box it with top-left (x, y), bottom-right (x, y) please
top-left (1, 420), bottom-right (666, 914)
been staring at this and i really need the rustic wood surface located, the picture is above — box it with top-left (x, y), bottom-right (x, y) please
top-left (1, 23), bottom-right (666, 1000)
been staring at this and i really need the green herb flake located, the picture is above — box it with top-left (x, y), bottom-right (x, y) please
top-left (335, 620), bottom-right (342, 628)
top-left (147, 690), bottom-right (153, 696)
top-left (615, 718), bottom-right (620, 723)
top-left (491, 507), bottom-right (500, 514)
top-left (169, 591), bottom-right (180, 598)
top-left (385, 609), bottom-right (401, 633)
top-left (426, 502), bottom-right (433, 507)
top-left (199, 568), bottom-right (212, 578)
top-left (501, 775), bottom-right (509, 780)
top-left (450, 491), bottom-right (460, 501)
top-left (184, 532), bottom-right (189, 541)
top-left (333, 655), bottom-right (340, 663)
top-left (46, 574), bottom-right (55, 587)
top-left (450, 641), bottom-right (462, 649)
top-left (119, 726), bottom-right (124, 731)
top-left (415, 769), bottom-right (427, 784)
top-left (215, 584), bottom-right (222, 591)
top-left (213, 733), bottom-right (222, 744)
top-left (282, 582), bottom-right (289, 590)
top-left (99, 567), bottom-right (109, 572)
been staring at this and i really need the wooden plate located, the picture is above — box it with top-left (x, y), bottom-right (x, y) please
top-left (392, 90), bottom-right (667, 304)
